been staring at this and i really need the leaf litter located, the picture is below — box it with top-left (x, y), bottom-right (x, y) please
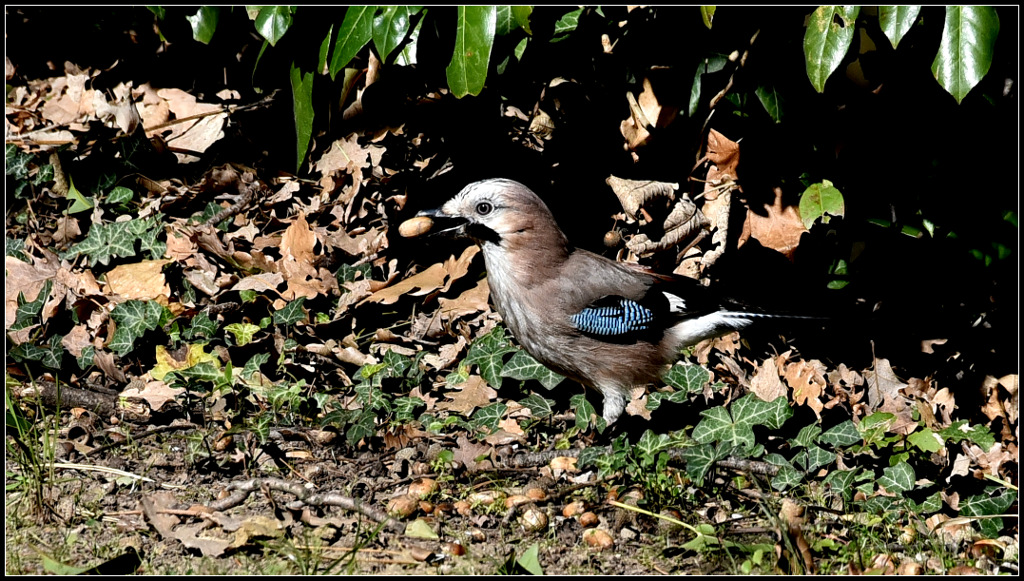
top-left (6, 43), bottom-right (1017, 577)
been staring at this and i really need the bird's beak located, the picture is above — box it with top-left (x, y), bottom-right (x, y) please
top-left (398, 208), bottom-right (470, 239)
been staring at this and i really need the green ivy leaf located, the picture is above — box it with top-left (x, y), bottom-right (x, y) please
top-left (462, 326), bottom-right (516, 388)
top-left (186, 6), bottom-right (220, 44)
top-left (822, 468), bottom-right (859, 502)
top-left (225, 322), bottom-right (260, 347)
top-left (394, 396), bottom-right (426, 423)
top-left (818, 420), bottom-right (860, 447)
top-left (791, 423), bottom-right (822, 449)
top-left (931, 6), bottom-right (999, 104)
top-left (106, 186), bottom-right (134, 206)
top-left (446, 6), bottom-right (497, 98)
top-left (907, 427), bottom-right (943, 453)
top-left (878, 462), bottom-right (915, 494)
top-left (109, 300), bottom-right (165, 356)
top-left (663, 362), bottom-right (710, 395)
top-left (878, 5), bottom-right (921, 48)
top-left (517, 543), bottom-right (543, 576)
top-left (961, 486), bottom-right (1016, 538)
top-left (635, 430), bottom-right (671, 463)
top-left (551, 7), bottom-right (582, 41)
top-left (681, 442), bottom-right (729, 485)
top-left (501, 350), bottom-right (564, 389)
top-left (346, 409), bottom-right (377, 444)
top-left (41, 334), bottom-right (64, 369)
top-left (77, 345), bottom-right (95, 370)
top-left (518, 393), bottom-right (555, 419)
top-left (471, 402), bottom-right (507, 433)
top-left (799, 179), bottom-right (845, 229)
top-left (273, 296), bottom-right (307, 325)
top-left (12, 280), bottom-right (52, 331)
top-left (331, 6), bottom-right (375, 77)
top-left (182, 310), bottom-right (218, 341)
top-left (253, 5), bottom-right (293, 46)
top-left (804, 6), bottom-right (860, 93)
top-left (241, 352), bottom-right (270, 382)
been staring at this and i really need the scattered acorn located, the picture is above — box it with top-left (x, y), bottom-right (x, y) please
top-left (583, 528), bottom-right (614, 551)
top-left (399, 216), bottom-right (433, 237)
top-left (579, 512), bottom-right (599, 528)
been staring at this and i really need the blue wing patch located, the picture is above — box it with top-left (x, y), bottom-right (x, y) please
top-left (571, 298), bottom-right (654, 336)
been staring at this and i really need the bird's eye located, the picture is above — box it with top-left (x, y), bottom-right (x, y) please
top-left (475, 202), bottom-right (493, 215)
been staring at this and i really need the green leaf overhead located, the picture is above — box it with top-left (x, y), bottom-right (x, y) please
top-left (331, 5), bottom-right (375, 78)
top-left (931, 5), bottom-right (1000, 104)
top-left (878, 5), bottom-right (921, 48)
top-left (290, 63), bottom-right (315, 172)
top-left (253, 5), bottom-right (294, 46)
top-left (804, 5), bottom-right (860, 93)
top-left (372, 6), bottom-right (422, 62)
top-left (446, 6), bottom-right (497, 98)
top-left (186, 6), bottom-right (220, 44)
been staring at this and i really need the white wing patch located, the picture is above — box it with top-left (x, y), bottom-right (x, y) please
top-left (663, 292), bottom-right (687, 313)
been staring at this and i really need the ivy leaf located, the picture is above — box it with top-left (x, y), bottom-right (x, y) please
top-left (346, 409), bottom-right (377, 444)
top-left (462, 326), bottom-right (516, 388)
top-left (799, 179), bottom-right (845, 229)
top-left (501, 350), bottom-right (564, 389)
top-left (907, 428), bottom-right (943, 453)
top-left (225, 323), bottom-right (261, 347)
top-left (273, 296), bottom-right (307, 325)
top-left (109, 300), bottom-right (165, 356)
top-left (931, 6), bottom-right (999, 104)
top-left (182, 309), bottom-right (218, 341)
top-left (551, 7), bottom-right (582, 41)
top-left (878, 462), bottom-right (915, 494)
top-left (253, 5), bottom-right (293, 46)
top-left (681, 442), bottom-right (729, 485)
top-left (12, 280), bottom-right (52, 331)
top-left (662, 362), bottom-right (710, 395)
top-left (818, 420), bottom-right (860, 447)
top-left (804, 6), bottom-right (860, 93)
top-left (471, 402), bottom-right (507, 433)
top-left (518, 393), bottom-right (554, 419)
top-left (446, 6), bottom-right (496, 98)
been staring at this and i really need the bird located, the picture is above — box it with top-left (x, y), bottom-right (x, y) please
top-left (405, 178), bottom-right (821, 425)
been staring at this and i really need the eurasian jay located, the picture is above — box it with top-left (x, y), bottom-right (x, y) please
top-left (407, 178), bottom-right (818, 425)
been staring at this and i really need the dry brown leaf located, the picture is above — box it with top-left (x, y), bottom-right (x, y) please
top-left (438, 278), bottom-right (489, 320)
top-left (783, 359), bottom-right (827, 419)
top-left (738, 187), bottom-right (807, 259)
top-left (120, 380), bottom-right (184, 412)
top-left (152, 88), bottom-right (226, 163)
top-left (60, 324), bottom-right (92, 357)
top-left (231, 273), bottom-right (285, 293)
top-left (750, 358), bottom-right (787, 402)
top-left (453, 434), bottom-right (493, 472)
top-left (105, 259), bottom-right (171, 300)
top-left (364, 246), bottom-right (479, 305)
top-left (625, 386), bottom-right (651, 420)
top-left (864, 358), bottom-right (908, 410)
top-left (437, 375), bottom-right (496, 415)
top-left (314, 133), bottom-right (370, 176)
top-left (4, 255), bottom-right (59, 329)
